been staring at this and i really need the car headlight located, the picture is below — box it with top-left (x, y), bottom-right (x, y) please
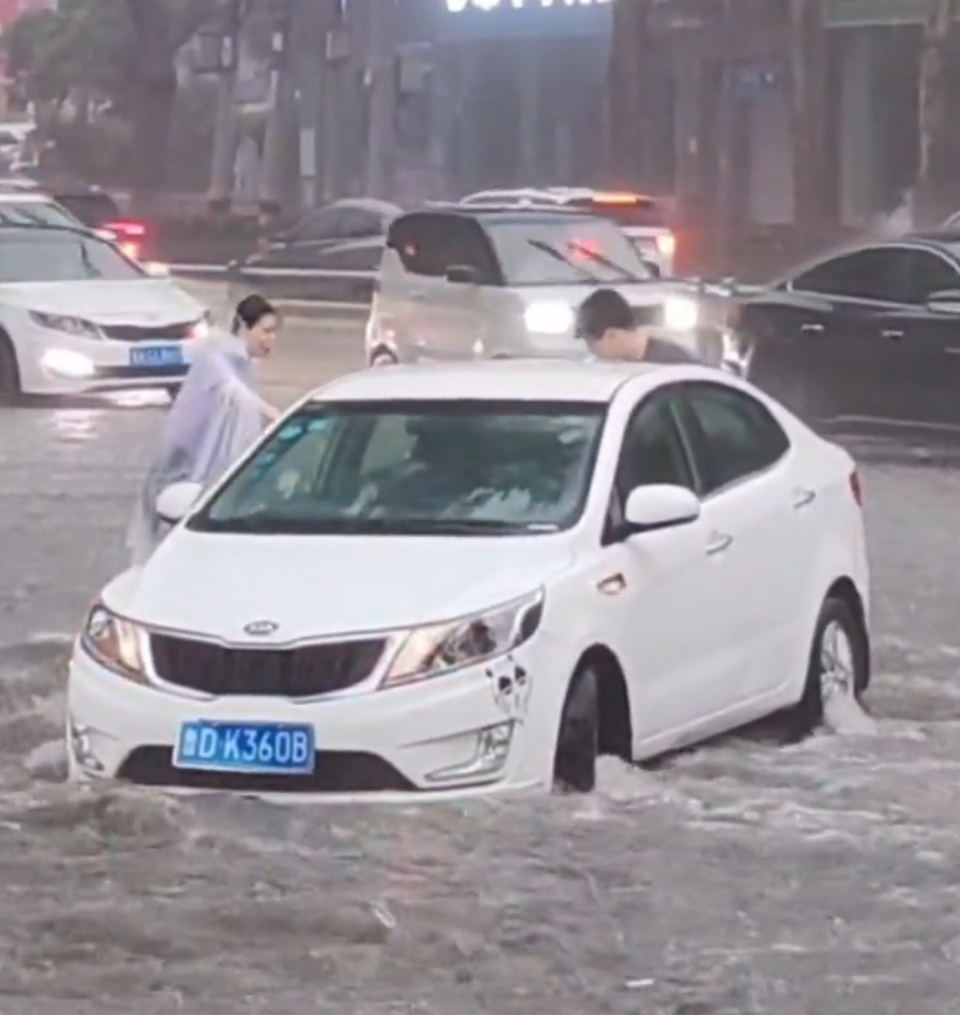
top-left (189, 311), bottom-right (213, 340)
top-left (524, 301), bottom-right (575, 335)
top-left (81, 604), bottom-right (148, 682)
top-left (30, 311), bottom-right (102, 340)
top-left (662, 295), bottom-right (699, 331)
top-left (381, 591), bottom-right (544, 689)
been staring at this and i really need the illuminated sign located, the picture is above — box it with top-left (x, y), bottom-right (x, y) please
top-left (446, 0), bottom-right (611, 11)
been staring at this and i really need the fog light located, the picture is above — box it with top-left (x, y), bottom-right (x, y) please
top-left (426, 721), bottom-right (514, 783)
top-left (41, 348), bottom-right (95, 379)
top-left (68, 719), bottom-right (105, 773)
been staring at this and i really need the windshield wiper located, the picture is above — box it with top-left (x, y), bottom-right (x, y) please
top-left (197, 513), bottom-right (551, 536)
top-left (526, 238), bottom-right (599, 283)
top-left (566, 239), bottom-right (642, 283)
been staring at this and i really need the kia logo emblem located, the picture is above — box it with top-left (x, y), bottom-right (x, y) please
top-left (244, 620), bottom-right (279, 637)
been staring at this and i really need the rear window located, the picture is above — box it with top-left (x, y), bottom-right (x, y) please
top-left (487, 218), bottom-right (652, 286)
top-left (53, 193), bottom-right (121, 226)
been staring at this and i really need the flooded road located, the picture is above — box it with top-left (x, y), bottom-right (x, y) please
top-left (3, 325), bottom-right (960, 1012)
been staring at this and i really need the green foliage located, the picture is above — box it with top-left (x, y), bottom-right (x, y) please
top-left (3, 0), bottom-right (224, 104)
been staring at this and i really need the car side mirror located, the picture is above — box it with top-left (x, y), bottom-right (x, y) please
top-left (156, 481), bottom-right (203, 525)
top-left (445, 264), bottom-right (478, 285)
top-left (623, 484), bottom-right (700, 533)
top-left (926, 289), bottom-right (960, 315)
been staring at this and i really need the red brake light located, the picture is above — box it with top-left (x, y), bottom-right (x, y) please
top-left (849, 470), bottom-right (862, 507)
top-left (104, 219), bottom-right (147, 238)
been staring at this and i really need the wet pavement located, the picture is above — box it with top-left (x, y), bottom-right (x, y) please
top-left (3, 312), bottom-right (960, 1012)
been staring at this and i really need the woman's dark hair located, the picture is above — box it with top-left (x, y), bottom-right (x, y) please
top-left (231, 294), bottom-right (277, 334)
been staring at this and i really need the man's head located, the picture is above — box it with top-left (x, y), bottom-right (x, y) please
top-left (575, 288), bottom-right (639, 358)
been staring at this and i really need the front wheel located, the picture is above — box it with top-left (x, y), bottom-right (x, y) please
top-left (368, 347), bottom-right (399, 368)
top-left (786, 596), bottom-right (869, 738)
top-left (0, 336), bottom-right (21, 406)
top-left (553, 665), bottom-right (600, 793)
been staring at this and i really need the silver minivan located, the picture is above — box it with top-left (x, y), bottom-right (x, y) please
top-left (364, 207), bottom-right (718, 367)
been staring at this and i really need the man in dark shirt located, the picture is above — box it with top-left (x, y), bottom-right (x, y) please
top-left (575, 288), bottom-right (701, 363)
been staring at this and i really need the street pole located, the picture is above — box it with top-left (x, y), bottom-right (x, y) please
top-left (259, 0), bottom-right (294, 213)
top-left (364, 0), bottom-right (396, 198)
top-left (207, 0), bottom-right (243, 212)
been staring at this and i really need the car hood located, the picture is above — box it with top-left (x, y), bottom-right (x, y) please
top-left (106, 530), bottom-right (575, 643)
top-left (0, 278), bottom-right (203, 324)
top-left (517, 278), bottom-right (697, 309)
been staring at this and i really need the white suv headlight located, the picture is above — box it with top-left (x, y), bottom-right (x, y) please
top-left (662, 295), bottom-right (699, 331)
top-left (381, 591), bottom-right (544, 689)
top-left (81, 604), bottom-right (148, 683)
top-left (524, 301), bottom-right (575, 335)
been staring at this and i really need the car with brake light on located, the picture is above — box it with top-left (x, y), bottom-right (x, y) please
top-left (0, 224), bottom-right (210, 403)
top-left (67, 358), bottom-right (870, 800)
top-left (461, 187), bottom-right (678, 278)
top-left (48, 186), bottom-right (150, 262)
top-left (365, 206), bottom-right (719, 367)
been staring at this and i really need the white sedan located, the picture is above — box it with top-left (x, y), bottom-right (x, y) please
top-left (66, 360), bottom-right (870, 799)
top-left (0, 225), bottom-right (208, 402)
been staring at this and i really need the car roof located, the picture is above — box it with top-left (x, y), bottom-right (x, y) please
top-left (394, 206), bottom-right (604, 227)
top-left (307, 359), bottom-right (714, 405)
top-left (0, 191), bottom-right (56, 203)
top-left (0, 223), bottom-right (99, 240)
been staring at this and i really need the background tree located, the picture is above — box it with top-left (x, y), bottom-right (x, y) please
top-left (4, 0), bottom-right (224, 196)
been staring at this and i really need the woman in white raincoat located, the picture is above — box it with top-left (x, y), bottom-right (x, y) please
top-left (127, 294), bottom-right (281, 564)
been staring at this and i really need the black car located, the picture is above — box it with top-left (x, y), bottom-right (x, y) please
top-left (732, 234), bottom-right (960, 430)
top-left (229, 198), bottom-right (400, 304)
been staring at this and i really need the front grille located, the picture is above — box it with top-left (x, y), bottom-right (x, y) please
top-left (118, 747), bottom-right (417, 793)
top-left (102, 322), bottom-right (195, 342)
top-left (632, 304), bottom-right (662, 327)
top-left (150, 634), bottom-right (387, 698)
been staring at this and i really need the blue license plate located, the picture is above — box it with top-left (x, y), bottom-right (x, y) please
top-left (130, 345), bottom-right (183, 368)
top-left (173, 720), bottom-right (315, 774)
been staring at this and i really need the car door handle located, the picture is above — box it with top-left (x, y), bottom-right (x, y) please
top-left (706, 532), bottom-right (733, 556)
top-left (882, 329), bottom-right (904, 340)
top-left (800, 322), bottom-right (824, 334)
top-left (792, 487), bottom-right (816, 509)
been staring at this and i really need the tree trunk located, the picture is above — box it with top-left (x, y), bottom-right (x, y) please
top-left (915, 0), bottom-right (958, 226)
top-left (606, 0), bottom-right (646, 183)
top-left (125, 0), bottom-right (220, 206)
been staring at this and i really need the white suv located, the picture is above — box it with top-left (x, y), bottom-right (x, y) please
top-left (365, 207), bottom-right (719, 367)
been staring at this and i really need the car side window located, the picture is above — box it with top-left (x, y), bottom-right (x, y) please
top-left (792, 248), bottom-right (910, 303)
top-left (679, 384), bottom-right (789, 495)
top-left (903, 249), bottom-right (960, 304)
top-left (388, 215), bottom-right (500, 283)
top-left (615, 395), bottom-right (694, 500)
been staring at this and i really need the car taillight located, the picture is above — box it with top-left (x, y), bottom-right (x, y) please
top-left (656, 232), bottom-right (676, 258)
top-left (849, 470), bottom-right (862, 507)
top-left (104, 219), bottom-right (147, 238)
top-left (119, 241), bottom-right (142, 261)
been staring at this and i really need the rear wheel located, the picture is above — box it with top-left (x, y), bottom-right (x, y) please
top-left (0, 334), bottom-right (21, 405)
top-left (787, 595), bottom-right (869, 738)
top-left (553, 664), bottom-right (600, 793)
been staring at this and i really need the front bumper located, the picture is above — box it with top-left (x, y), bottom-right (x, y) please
top-left (66, 644), bottom-right (548, 802)
top-left (17, 325), bottom-right (201, 396)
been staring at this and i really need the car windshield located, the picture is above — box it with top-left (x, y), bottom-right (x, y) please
top-left (193, 399), bottom-right (606, 536)
top-left (489, 219), bottom-right (652, 286)
top-left (0, 201), bottom-right (78, 229)
top-left (0, 232), bottom-right (145, 283)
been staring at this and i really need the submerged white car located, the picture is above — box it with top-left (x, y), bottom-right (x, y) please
top-left (67, 360), bottom-right (870, 800)
top-left (0, 225), bottom-right (208, 402)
